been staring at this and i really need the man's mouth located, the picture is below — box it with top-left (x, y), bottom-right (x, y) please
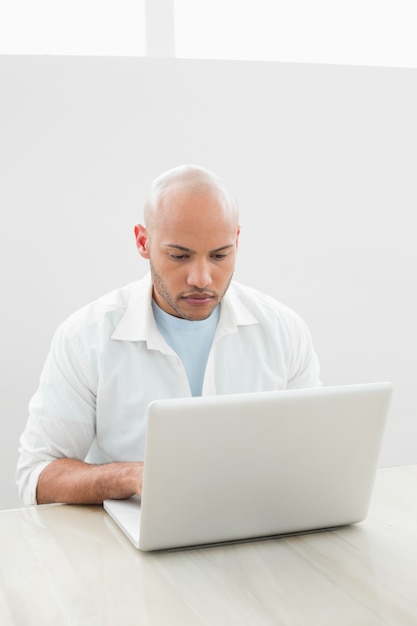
top-left (181, 293), bottom-right (216, 306)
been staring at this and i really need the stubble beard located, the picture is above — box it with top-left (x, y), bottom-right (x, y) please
top-left (149, 261), bottom-right (233, 321)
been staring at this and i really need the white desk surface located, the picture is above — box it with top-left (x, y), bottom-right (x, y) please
top-left (1, 465), bottom-right (416, 626)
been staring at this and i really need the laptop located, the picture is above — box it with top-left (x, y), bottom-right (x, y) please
top-left (104, 382), bottom-right (392, 551)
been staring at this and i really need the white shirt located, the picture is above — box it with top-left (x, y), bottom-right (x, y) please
top-left (16, 274), bottom-right (321, 505)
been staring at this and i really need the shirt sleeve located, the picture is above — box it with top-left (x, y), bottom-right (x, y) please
top-left (285, 314), bottom-right (322, 390)
top-left (16, 325), bottom-right (97, 505)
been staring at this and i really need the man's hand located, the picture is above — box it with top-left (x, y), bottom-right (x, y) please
top-left (36, 459), bottom-right (144, 505)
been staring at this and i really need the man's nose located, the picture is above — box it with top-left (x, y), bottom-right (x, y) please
top-left (186, 260), bottom-right (212, 289)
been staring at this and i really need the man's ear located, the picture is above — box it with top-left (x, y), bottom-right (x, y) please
top-left (134, 224), bottom-right (150, 259)
top-left (235, 226), bottom-right (241, 252)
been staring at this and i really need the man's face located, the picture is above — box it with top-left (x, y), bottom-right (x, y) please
top-left (135, 187), bottom-right (240, 321)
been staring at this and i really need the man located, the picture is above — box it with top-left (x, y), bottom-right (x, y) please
top-left (16, 164), bottom-right (321, 506)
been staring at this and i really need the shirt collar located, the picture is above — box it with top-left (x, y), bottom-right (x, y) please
top-left (216, 282), bottom-right (259, 337)
top-left (111, 274), bottom-right (258, 344)
top-left (111, 274), bottom-right (155, 343)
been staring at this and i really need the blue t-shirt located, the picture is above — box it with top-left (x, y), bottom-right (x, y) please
top-left (152, 301), bottom-right (220, 396)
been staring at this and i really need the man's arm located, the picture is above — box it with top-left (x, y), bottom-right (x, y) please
top-left (36, 459), bottom-right (144, 505)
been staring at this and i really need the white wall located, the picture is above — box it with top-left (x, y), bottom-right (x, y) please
top-left (1, 56), bottom-right (416, 510)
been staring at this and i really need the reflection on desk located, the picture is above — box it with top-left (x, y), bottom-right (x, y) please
top-left (1, 465), bottom-right (416, 626)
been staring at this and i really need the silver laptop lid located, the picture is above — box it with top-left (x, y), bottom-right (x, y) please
top-left (129, 382), bottom-right (392, 550)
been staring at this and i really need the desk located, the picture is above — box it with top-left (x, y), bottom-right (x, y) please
top-left (1, 466), bottom-right (416, 625)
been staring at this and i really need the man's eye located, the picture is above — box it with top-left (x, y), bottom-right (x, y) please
top-left (169, 254), bottom-right (188, 261)
top-left (212, 253), bottom-right (228, 260)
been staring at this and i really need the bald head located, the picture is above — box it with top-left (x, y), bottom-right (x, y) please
top-left (144, 164), bottom-right (239, 232)
top-left (134, 165), bottom-right (240, 319)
